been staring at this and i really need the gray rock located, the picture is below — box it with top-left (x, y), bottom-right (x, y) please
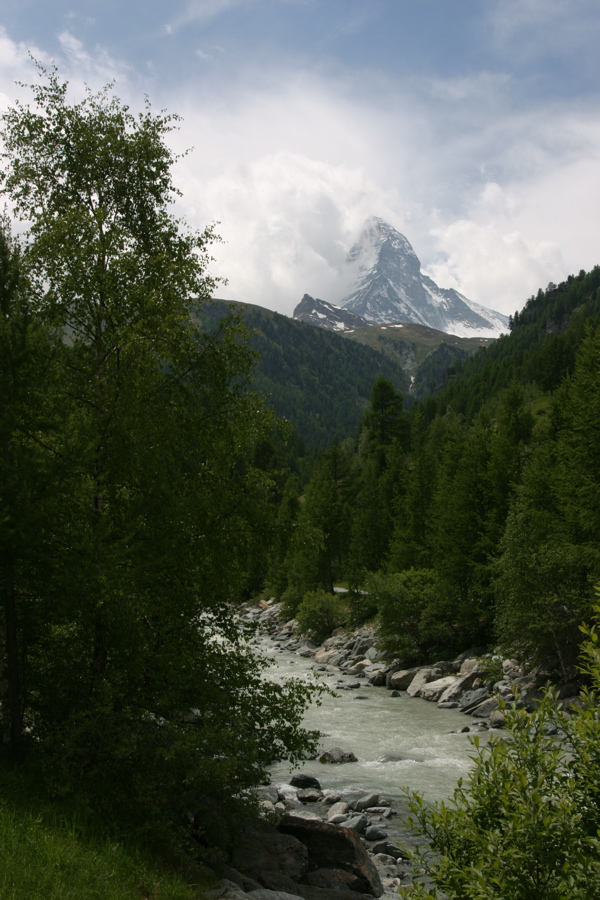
top-left (286, 809), bottom-right (322, 822)
top-left (247, 891), bottom-right (305, 900)
top-left (502, 657), bottom-right (524, 678)
top-left (387, 667), bottom-right (422, 691)
top-left (339, 814), bottom-right (368, 833)
top-left (459, 687), bottom-right (491, 713)
top-left (406, 668), bottom-right (442, 698)
top-left (231, 825), bottom-right (308, 883)
top-left (367, 668), bottom-right (389, 687)
top-left (470, 697), bottom-right (499, 717)
top-left (304, 868), bottom-right (364, 891)
top-left (205, 879), bottom-right (252, 900)
top-left (346, 659), bottom-right (370, 674)
top-left (373, 853), bottom-right (398, 867)
top-left (377, 752), bottom-right (424, 763)
top-left (290, 773), bottom-right (322, 790)
top-left (437, 670), bottom-right (484, 706)
top-left (419, 675), bottom-right (458, 702)
top-left (371, 841), bottom-right (405, 859)
top-left (354, 792), bottom-right (380, 811)
top-left (297, 788), bottom-right (324, 803)
top-left (352, 636), bottom-right (374, 657)
top-left (458, 657), bottom-right (482, 675)
top-left (318, 747), bottom-right (358, 764)
top-left (489, 709), bottom-right (507, 728)
top-left (326, 801), bottom-right (349, 821)
top-left (365, 825), bottom-right (388, 841)
top-left (278, 814), bottom-right (383, 897)
top-left (221, 867), bottom-right (263, 893)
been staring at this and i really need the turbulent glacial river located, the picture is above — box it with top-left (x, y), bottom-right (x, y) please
top-left (257, 635), bottom-right (483, 807)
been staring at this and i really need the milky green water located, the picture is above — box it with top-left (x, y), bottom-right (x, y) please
top-left (258, 637), bottom-right (485, 805)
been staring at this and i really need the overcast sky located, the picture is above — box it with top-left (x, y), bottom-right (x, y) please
top-left (1, 0), bottom-right (599, 317)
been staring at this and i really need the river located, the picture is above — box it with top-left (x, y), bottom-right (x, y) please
top-left (256, 633), bottom-right (483, 806)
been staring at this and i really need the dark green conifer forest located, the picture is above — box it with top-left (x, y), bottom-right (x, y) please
top-left (269, 268), bottom-right (600, 673)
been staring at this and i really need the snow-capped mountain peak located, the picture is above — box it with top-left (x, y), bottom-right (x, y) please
top-left (340, 217), bottom-right (508, 338)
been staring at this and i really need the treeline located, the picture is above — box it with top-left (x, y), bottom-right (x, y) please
top-left (265, 268), bottom-right (600, 672)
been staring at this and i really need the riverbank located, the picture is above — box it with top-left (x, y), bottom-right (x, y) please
top-left (206, 597), bottom-right (585, 900)
top-left (240, 598), bottom-right (582, 728)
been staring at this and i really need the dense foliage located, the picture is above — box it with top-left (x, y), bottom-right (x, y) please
top-left (0, 68), bottom-right (318, 852)
top-left (400, 607), bottom-right (600, 899)
top-left (269, 269), bottom-right (600, 672)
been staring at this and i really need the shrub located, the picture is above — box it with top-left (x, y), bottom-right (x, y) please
top-left (400, 604), bottom-right (600, 899)
top-left (296, 590), bottom-right (346, 643)
top-left (344, 587), bottom-right (379, 628)
top-left (368, 568), bottom-right (450, 661)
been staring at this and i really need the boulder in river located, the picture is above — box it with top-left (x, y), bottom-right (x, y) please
top-left (353, 792), bottom-right (379, 811)
top-left (419, 675), bottom-right (458, 702)
top-left (297, 788), bottom-right (324, 804)
top-left (290, 774), bottom-right (322, 790)
top-left (437, 670), bottom-right (484, 706)
top-left (318, 747), bottom-right (358, 764)
top-left (339, 815), bottom-right (368, 833)
top-left (406, 668), bottom-right (442, 698)
top-left (470, 696), bottom-right (499, 718)
top-left (326, 801), bottom-right (349, 822)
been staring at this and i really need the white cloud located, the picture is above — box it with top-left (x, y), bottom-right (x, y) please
top-left (57, 31), bottom-right (132, 89)
top-left (0, 26), bottom-right (50, 111)
top-left (165, 61), bottom-right (600, 315)
top-left (0, 22), bottom-right (598, 320)
top-left (425, 216), bottom-right (567, 316)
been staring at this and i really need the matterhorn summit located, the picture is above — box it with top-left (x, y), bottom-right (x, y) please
top-left (338, 217), bottom-right (508, 338)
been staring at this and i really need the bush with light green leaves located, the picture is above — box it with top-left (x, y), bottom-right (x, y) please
top-left (400, 602), bottom-right (600, 900)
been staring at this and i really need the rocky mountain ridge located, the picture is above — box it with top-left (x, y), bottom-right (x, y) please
top-left (294, 217), bottom-right (509, 339)
top-left (293, 294), bottom-right (369, 333)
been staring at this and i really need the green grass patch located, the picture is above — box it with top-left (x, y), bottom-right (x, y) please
top-left (0, 755), bottom-right (208, 900)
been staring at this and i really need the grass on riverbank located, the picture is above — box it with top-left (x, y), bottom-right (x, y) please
top-left (0, 753), bottom-right (208, 900)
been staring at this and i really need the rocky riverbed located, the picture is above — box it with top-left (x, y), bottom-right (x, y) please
top-left (208, 598), bottom-right (583, 900)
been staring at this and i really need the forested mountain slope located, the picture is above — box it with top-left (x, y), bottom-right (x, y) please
top-left (342, 321), bottom-right (494, 401)
top-left (423, 267), bottom-right (600, 420)
top-left (267, 265), bottom-right (600, 676)
top-left (199, 300), bottom-right (410, 447)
